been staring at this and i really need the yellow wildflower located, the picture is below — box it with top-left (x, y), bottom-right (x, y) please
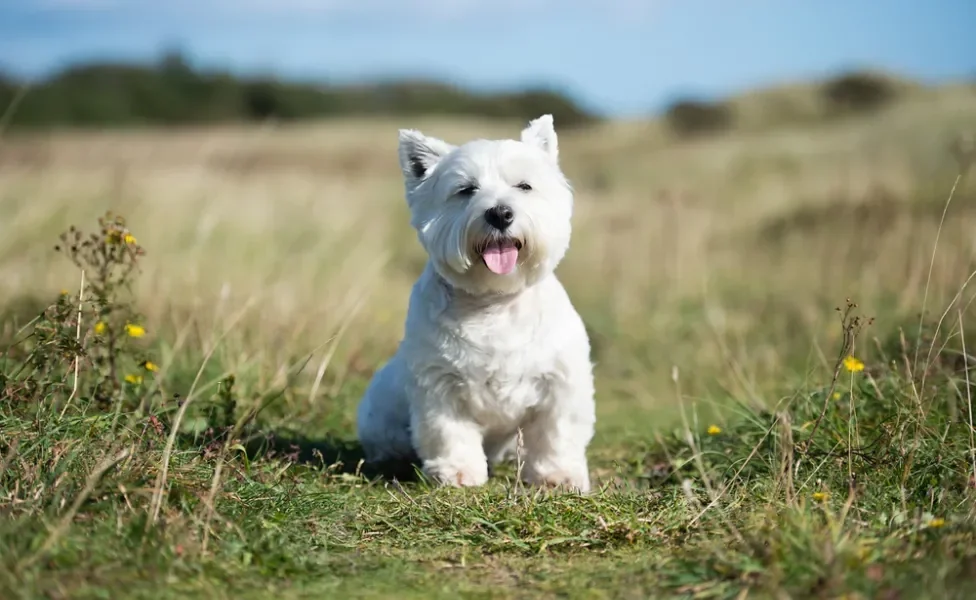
top-left (60, 289), bottom-right (69, 296)
top-left (927, 517), bottom-right (946, 528)
top-left (94, 321), bottom-right (107, 335)
top-left (812, 491), bottom-right (829, 502)
top-left (123, 233), bottom-right (137, 245)
top-left (142, 360), bottom-right (159, 373)
top-left (124, 374), bottom-right (143, 385)
top-left (832, 392), bottom-right (842, 400)
top-left (843, 355), bottom-right (864, 373)
top-left (125, 323), bottom-right (146, 338)
top-left (707, 425), bottom-right (722, 436)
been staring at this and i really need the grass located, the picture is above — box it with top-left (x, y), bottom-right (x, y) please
top-left (2, 86), bottom-right (976, 598)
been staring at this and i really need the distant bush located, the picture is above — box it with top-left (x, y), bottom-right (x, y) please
top-left (821, 72), bottom-right (898, 116)
top-left (0, 52), bottom-right (598, 130)
top-left (663, 98), bottom-right (734, 138)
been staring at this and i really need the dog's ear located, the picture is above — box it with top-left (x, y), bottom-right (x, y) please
top-left (398, 129), bottom-right (454, 188)
top-left (520, 114), bottom-right (558, 163)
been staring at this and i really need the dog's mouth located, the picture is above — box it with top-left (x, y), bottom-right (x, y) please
top-left (479, 238), bottom-right (523, 275)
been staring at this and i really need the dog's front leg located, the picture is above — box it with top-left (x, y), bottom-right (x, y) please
top-left (520, 374), bottom-right (595, 493)
top-left (410, 405), bottom-right (488, 488)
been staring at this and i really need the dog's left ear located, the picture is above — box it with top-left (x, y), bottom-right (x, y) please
top-left (398, 129), bottom-right (455, 190)
top-left (520, 114), bottom-right (558, 163)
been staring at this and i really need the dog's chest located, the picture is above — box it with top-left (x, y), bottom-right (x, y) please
top-left (448, 308), bottom-right (558, 426)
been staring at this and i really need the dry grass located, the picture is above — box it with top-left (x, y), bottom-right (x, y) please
top-left (2, 85), bottom-right (976, 599)
top-left (3, 89), bottom-right (975, 419)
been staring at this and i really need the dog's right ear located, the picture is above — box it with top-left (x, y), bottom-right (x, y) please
top-left (398, 129), bottom-right (454, 189)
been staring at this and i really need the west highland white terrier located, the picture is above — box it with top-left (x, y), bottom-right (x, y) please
top-left (356, 114), bottom-right (596, 492)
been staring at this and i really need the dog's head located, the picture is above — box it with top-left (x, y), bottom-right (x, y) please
top-left (397, 114), bottom-right (573, 296)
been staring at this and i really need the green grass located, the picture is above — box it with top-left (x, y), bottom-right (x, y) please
top-left (2, 96), bottom-right (976, 598)
top-left (2, 214), bottom-right (976, 599)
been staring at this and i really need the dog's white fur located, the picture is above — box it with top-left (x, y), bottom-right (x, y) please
top-left (355, 115), bottom-right (595, 492)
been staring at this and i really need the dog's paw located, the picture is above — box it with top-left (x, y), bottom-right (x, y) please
top-left (423, 459), bottom-right (489, 488)
top-left (523, 466), bottom-right (591, 494)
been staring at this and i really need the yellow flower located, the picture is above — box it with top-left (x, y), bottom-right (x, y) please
top-left (124, 374), bottom-right (143, 385)
top-left (927, 517), bottom-right (946, 528)
top-left (142, 360), bottom-right (159, 373)
top-left (123, 233), bottom-right (137, 245)
top-left (707, 425), bottom-right (722, 436)
top-left (125, 323), bottom-right (146, 338)
top-left (94, 321), bottom-right (107, 335)
top-left (832, 392), bottom-right (842, 400)
top-left (60, 289), bottom-right (69, 296)
top-left (106, 230), bottom-right (122, 244)
top-left (843, 355), bottom-right (865, 373)
top-left (812, 491), bottom-right (829, 502)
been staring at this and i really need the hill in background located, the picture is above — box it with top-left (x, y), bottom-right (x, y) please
top-left (1, 51), bottom-right (974, 135)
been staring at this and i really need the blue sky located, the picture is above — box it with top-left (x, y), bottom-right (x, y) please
top-left (1, 0), bottom-right (974, 116)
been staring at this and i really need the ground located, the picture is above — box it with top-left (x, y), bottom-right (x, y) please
top-left (2, 85), bottom-right (976, 598)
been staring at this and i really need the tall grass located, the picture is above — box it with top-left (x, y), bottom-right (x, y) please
top-left (1, 90), bottom-right (976, 597)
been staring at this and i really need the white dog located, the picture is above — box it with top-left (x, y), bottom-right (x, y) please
top-left (356, 115), bottom-right (596, 492)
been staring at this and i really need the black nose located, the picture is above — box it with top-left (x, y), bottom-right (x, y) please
top-left (485, 205), bottom-right (515, 231)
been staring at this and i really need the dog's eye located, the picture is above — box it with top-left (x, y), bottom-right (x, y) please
top-left (515, 182), bottom-right (532, 192)
top-left (457, 185), bottom-right (479, 198)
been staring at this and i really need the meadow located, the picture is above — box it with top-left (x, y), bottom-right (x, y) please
top-left (2, 80), bottom-right (976, 598)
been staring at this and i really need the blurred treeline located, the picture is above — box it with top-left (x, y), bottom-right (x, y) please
top-left (0, 51), bottom-right (596, 130)
top-left (0, 51), bottom-right (968, 136)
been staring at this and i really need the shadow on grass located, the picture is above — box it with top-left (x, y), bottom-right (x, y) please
top-left (240, 430), bottom-right (423, 483)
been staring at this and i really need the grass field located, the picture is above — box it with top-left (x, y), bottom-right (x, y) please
top-left (2, 82), bottom-right (976, 598)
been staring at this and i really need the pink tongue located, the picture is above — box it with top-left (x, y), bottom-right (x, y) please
top-left (482, 243), bottom-right (519, 275)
